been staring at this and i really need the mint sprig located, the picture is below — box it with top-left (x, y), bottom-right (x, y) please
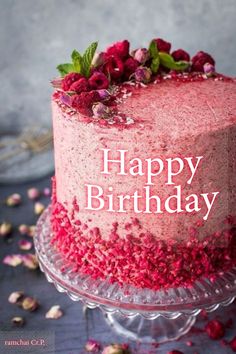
top-left (149, 40), bottom-right (160, 74)
top-left (57, 42), bottom-right (98, 77)
top-left (159, 52), bottom-right (190, 71)
top-left (148, 40), bottom-right (190, 73)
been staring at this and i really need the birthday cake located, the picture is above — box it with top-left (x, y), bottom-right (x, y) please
top-left (51, 38), bottom-right (236, 290)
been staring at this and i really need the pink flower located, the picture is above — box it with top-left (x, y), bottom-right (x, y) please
top-left (105, 40), bottom-right (130, 59)
top-left (171, 49), bottom-right (190, 62)
top-left (89, 72), bottom-right (109, 89)
top-left (70, 78), bottom-right (90, 93)
top-left (191, 51), bottom-right (215, 72)
top-left (134, 48), bottom-right (150, 63)
top-left (103, 55), bottom-right (124, 80)
top-left (62, 72), bottom-right (83, 91)
top-left (203, 62), bottom-right (215, 75)
top-left (153, 38), bottom-right (171, 53)
top-left (123, 57), bottom-right (139, 80)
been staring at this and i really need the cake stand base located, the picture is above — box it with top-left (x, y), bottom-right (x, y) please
top-left (105, 312), bottom-right (195, 343)
top-left (34, 207), bottom-right (236, 344)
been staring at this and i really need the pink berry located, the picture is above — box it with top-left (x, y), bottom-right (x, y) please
top-left (70, 78), bottom-right (90, 93)
top-left (105, 40), bottom-right (130, 59)
top-left (61, 72), bottom-right (82, 91)
top-left (89, 72), bottom-right (109, 90)
top-left (153, 38), bottom-right (171, 53)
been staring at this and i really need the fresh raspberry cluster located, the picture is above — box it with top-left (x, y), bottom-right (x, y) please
top-left (55, 38), bottom-right (216, 115)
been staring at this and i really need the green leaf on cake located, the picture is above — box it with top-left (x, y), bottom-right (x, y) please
top-left (148, 40), bottom-right (160, 74)
top-left (56, 63), bottom-right (75, 76)
top-left (149, 40), bottom-right (159, 58)
top-left (82, 41), bottom-right (98, 77)
top-left (159, 52), bottom-right (190, 71)
top-left (71, 49), bottom-right (83, 73)
top-left (57, 42), bottom-right (98, 77)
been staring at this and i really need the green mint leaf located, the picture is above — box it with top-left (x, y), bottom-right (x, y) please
top-left (148, 40), bottom-right (160, 74)
top-left (148, 40), bottom-right (159, 58)
top-left (159, 52), bottom-right (190, 71)
top-left (57, 63), bottom-right (75, 76)
top-left (150, 56), bottom-right (160, 74)
top-left (82, 41), bottom-right (98, 77)
top-left (71, 50), bottom-right (83, 73)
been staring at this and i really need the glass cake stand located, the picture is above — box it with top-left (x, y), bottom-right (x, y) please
top-left (34, 207), bottom-right (236, 343)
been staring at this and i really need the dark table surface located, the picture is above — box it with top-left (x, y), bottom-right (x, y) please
top-left (0, 174), bottom-right (236, 354)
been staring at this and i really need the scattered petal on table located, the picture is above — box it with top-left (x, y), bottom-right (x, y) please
top-left (45, 305), bottom-right (63, 319)
top-left (11, 316), bottom-right (25, 327)
top-left (21, 254), bottom-right (39, 269)
top-left (6, 193), bottom-right (22, 206)
top-left (18, 224), bottom-right (29, 235)
top-left (21, 296), bottom-right (39, 311)
top-left (34, 202), bottom-right (45, 215)
top-left (27, 187), bottom-right (40, 200)
top-left (102, 343), bottom-right (130, 354)
top-left (18, 239), bottom-right (32, 250)
top-left (85, 339), bottom-right (101, 352)
top-left (3, 254), bottom-right (22, 267)
top-left (8, 291), bottom-right (24, 304)
top-left (0, 222), bottom-right (12, 236)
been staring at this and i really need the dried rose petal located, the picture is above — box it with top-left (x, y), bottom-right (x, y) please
top-left (102, 344), bottom-right (130, 354)
top-left (28, 225), bottom-right (36, 237)
top-left (34, 202), bottom-right (45, 215)
top-left (18, 239), bottom-right (32, 251)
top-left (43, 187), bottom-right (51, 196)
top-left (27, 187), bottom-right (40, 200)
top-left (21, 254), bottom-right (39, 269)
top-left (6, 193), bottom-right (22, 206)
top-left (45, 305), bottom-right (63, 319)
top-left (85, 339), bottom-right (101, 352)
top-left (21, 296), bottom-right (39, 311)
top-left (11, 316), bottom-right (24, 327)
top-left (18, 224), bottom-right (29, 235)
top-left (3, 254), bottom-right (22, 267)
top-left (8, 291), bottom-right (24, 304)
top-left (0, 222), bottom-right (12, 236)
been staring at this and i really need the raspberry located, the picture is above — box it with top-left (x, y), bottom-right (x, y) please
top-left (123, 57), bottom-right (139, 80)
top-left (230, 336), bottom-right (236, 352)
top-left (106, 40), bottom-right (130, 59)
top-left (205, 319), bottom-right (225, 340)
top-left (71, 91), bottom-right (101, 110)
top-left (191, 51), bottom-right (215, 72)
top-left (88, 72), bottom-right (109, 90)
top-left (103, 55), bottom-right (124, 80)
top-left (70, 78), bottom-right (90, 93)
top-left (61, 72), bottom-right (82, 91)
top-left (153, 38), bottom-right (171, 53)
top-left (172, 49), bottom-right (190, 62)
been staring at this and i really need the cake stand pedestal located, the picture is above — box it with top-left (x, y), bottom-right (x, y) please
top-left (34, 207), bottom-right (236, 343)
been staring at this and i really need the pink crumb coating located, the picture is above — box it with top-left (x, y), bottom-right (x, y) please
top-left (51, 177), bottom-right (236, 289)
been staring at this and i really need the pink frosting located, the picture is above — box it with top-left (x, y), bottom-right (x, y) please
top-left (52, 78), bottom-right (236, 240)
top-left (51, 77), bottom-right (236, 289)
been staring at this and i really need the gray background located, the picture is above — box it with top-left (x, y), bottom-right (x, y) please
top-left (0, 0), bottom-right (236, 130)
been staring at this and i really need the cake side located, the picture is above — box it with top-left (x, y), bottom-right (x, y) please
top-left (50, 38), bottom-right (236, 290)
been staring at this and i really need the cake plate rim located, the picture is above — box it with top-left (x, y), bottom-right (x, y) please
top-left (34, 206), bottom-right (236, 318)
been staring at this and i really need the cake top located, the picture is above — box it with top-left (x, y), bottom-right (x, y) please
top-left (52, 38), bottom-right (234, 128)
